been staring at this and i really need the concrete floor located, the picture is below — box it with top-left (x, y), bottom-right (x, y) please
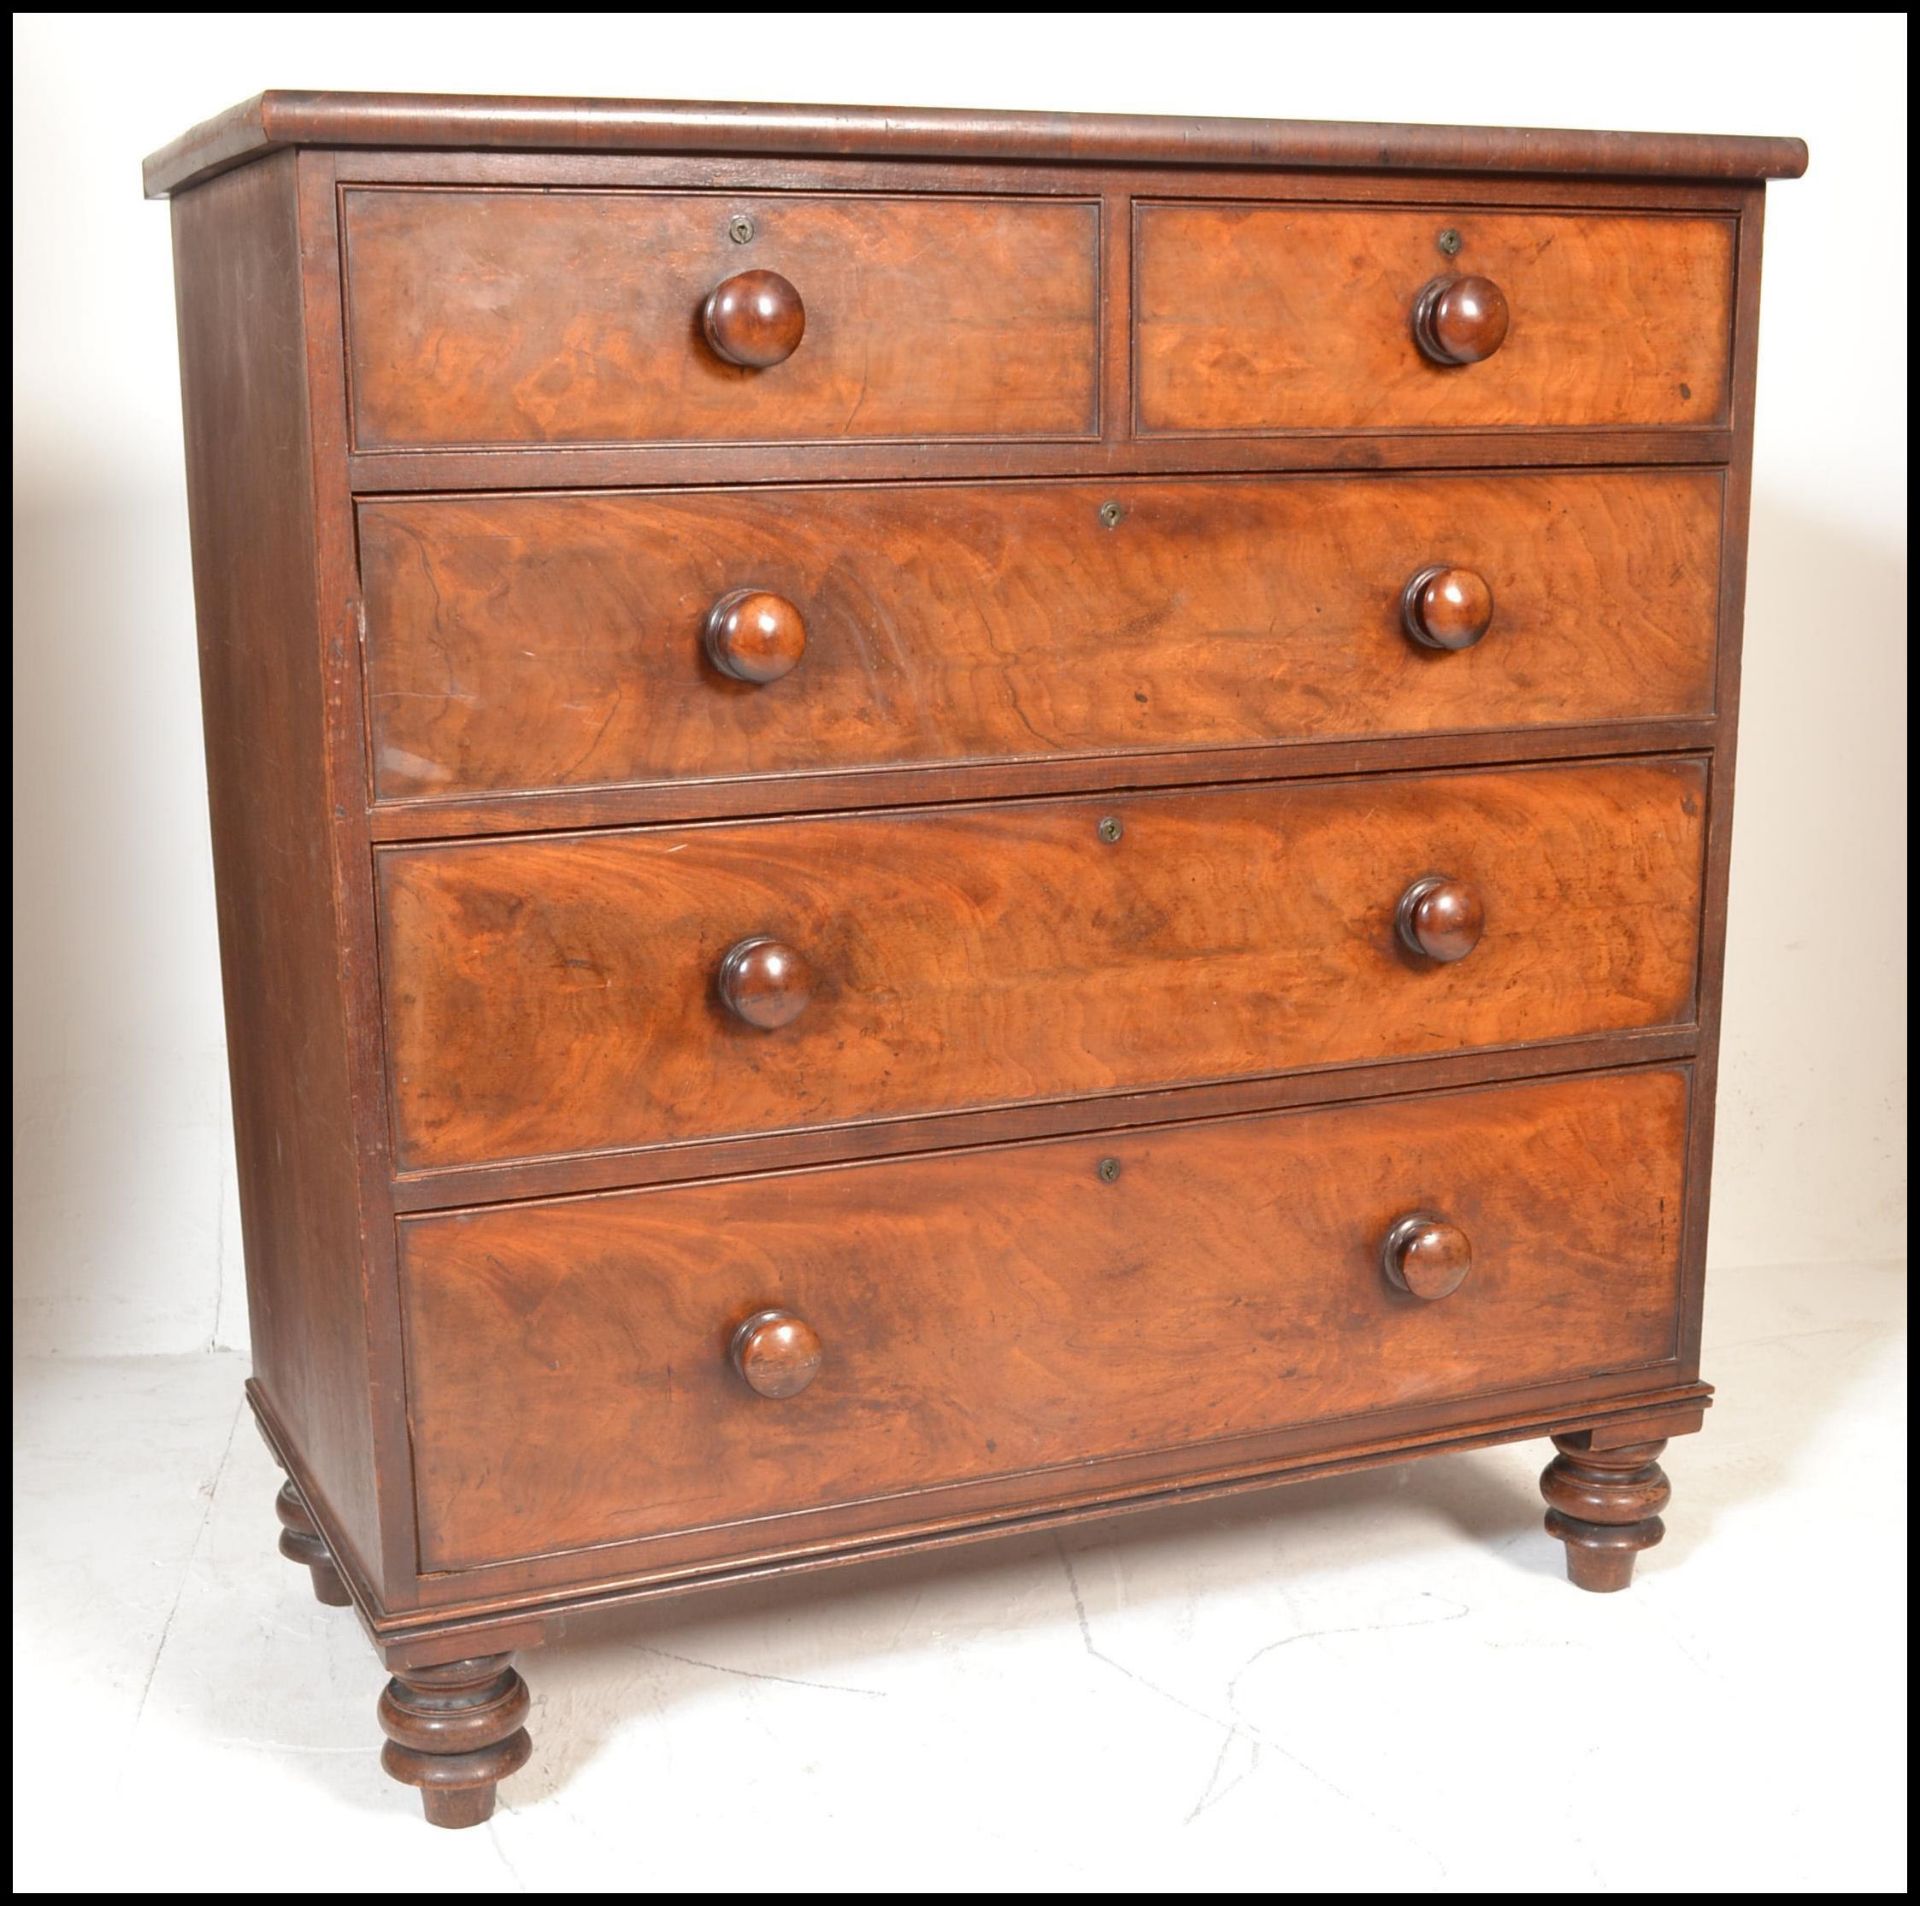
top-left (12, 1260), bottom-right (1907, 1893)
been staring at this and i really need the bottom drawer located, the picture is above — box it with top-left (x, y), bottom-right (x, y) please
top-left (400, 1068), bottom-right (1688, 1572)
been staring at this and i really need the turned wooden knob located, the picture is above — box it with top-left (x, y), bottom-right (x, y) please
top-left (1412, 274), bottom-right (1510, 365)
top-left (717, 936), bottom-right (812, 1029)
top-left (1381, 1213), bottom-right (1473, 1300)
top-left (705, 588), bottom-right (807, 683)
top-left (731, 1308), bottom-right (823, 1398)
top-left (702, 269), bottom-right (805, 368)
top-left (1402, 565), bottom-right (1495, 651)
top-left (1396, 874), bottom-right (1485, 963)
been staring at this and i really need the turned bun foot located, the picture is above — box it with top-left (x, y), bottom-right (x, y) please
top-left (379, 1655), bottom-right (532, 1828)
top-left (274, 1480), bottom-right (351, 1607)
top-left (1540, 1435), bottom-right (1671, 1593)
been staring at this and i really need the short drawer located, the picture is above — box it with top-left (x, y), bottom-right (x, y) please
top-left (399, 1067), bottom-right (1689, 1571)
top-left (378, 759), bottom-right (1706, 1172)
top-left (1134, 203), bottom-right (1735, 433)
top-left (342, 188), bottom-right (1100, 449)
top-left (361, 469), bottom-right (1723, 804)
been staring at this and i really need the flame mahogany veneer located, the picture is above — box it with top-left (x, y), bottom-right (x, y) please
top-left (150, 93), bottom-right (1800, 1828)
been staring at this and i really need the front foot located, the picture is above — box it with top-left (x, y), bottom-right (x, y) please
top-left (379, 1655), bottom-right (532, 1828)
top-left (1540, 1435), bottom-right (1671, 1592)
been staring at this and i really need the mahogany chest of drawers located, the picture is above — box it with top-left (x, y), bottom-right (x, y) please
top-left (147, 93), bottom-right (1805, 1828)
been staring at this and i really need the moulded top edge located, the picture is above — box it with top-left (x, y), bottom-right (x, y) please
top-left (142, 90), bottom-right (1810, 199)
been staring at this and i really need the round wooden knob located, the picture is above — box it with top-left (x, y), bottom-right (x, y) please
top-left (702, 269), bottom-right (805, 368)
top-left (1381, 1213), bottom-right (1473, 1300)
top-left (1412, 274), bottom-right (1510, 365)
top-left (731, 1309), bottom-right (823, 1398)
top-left (717, 936), bottom-right (813, 1029)
top-left (1396, 874), bottom-right (1485, 963)
top-left (1402, 565), bottom-right (1494, 651)
top-left (704, 588), bottom-right (807, 683)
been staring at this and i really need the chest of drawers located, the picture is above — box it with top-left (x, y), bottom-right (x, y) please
top-left (147, 93), bottom-right (1804, 1829)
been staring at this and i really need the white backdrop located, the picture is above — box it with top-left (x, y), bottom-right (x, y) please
top-left (12, 12), bottom-right (1907, 1356)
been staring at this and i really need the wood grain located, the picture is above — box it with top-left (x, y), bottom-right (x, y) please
top-left (1136, 204), bottom-right (1735, 432)
top-left (343, 188), bottom-right (1100, 449)
top-left (378, 759), bottom-right (1707, 1171)
top-left (1675, 186), bottom-right (1768, 1380)
top-left (168, 154), bottom-right (386, 1575)
top-left (388, 1032), bottom-right (1704, 1212)
top-left (360, 469), bottom-right (1723, 804)
top-left (398, 1068), bottom-right (1688, 1570)
top-left (142, 91), bottom-right (1808, 201)
top-left (368, 722), bottom-right (1723, 847)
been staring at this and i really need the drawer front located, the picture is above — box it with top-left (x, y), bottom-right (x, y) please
top-left (400, 1068), bottom-right (1689, 1571)
top-left (1135, 204), bottom-right (1735, 433)
top-left (379, 760), bottom-right (1705, 1172)
top-left (362, 469), bottom-right (1722, 804)
top-left (343, 188), bottom-right (1100, 449)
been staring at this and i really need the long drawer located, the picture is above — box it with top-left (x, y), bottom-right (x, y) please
top-left (378, 759), bottom-right (1707, 1172)
top-left (1134, 202), bottom-right (1736, 433)
top-left (398, 1067), bottom-right (1690, 1571)
top-left (342, 187), bottom-right (1101, 450)
top-left (360, 469), bottom-right (1723, 805)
